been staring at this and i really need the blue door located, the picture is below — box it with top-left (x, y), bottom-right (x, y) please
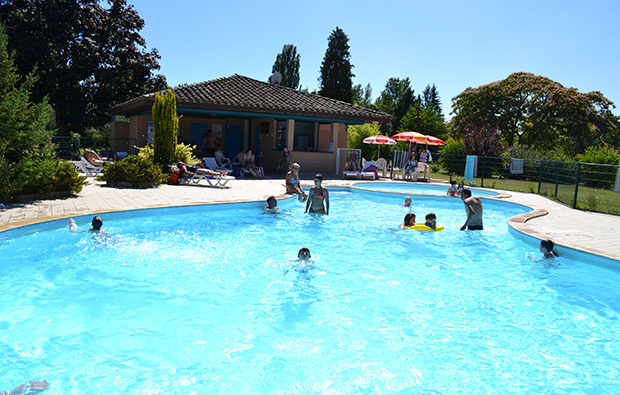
top-left (225, 125), bottom-right (244, 159)
top-left (189, 123), bottom-right (209, 146)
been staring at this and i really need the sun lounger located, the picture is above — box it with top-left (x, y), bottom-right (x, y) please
top-left (343, 170), bottom-right (376, 180)
top-left (72, 156), bottom-right (103, 177)
top-left (184, 172), bottom-right (235, 188)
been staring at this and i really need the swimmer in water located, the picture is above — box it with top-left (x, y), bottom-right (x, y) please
top-left (400, 213), bottom-right (416, 229)
top-left (424, 213), bottom-right (437, 230)
top-left (298, 247), bottom-right (311, 260)
top-left (305, 174), bottom-right (329, 215)
top-left (403, 196), bottom-right (413, 208)
top-left (528, 239), bottom-right (558, 262)
top-left (264, 196), bottom-right (279, 213)
top-left (69, 216), bottom-right (106, 233)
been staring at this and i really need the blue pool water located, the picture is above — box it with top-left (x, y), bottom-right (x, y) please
top-left (355, 182), bottom-right (500, 197)
top-left (1, 189), bottom-right (620, 393)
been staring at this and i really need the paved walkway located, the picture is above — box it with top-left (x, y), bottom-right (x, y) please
top-left (1, 177), bottom-right (619, 261)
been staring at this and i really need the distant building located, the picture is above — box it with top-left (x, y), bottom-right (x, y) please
top-left (110, 74), bottom-right (390, 173)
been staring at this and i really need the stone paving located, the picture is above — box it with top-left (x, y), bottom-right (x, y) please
top-left (1, 177), bottom-right (619, 261)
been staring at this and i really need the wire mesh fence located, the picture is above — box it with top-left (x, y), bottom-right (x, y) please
top-left (436, 154), bottom-right (620, 216)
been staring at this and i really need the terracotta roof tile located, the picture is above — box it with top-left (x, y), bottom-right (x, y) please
top-left (113, 74), bottom-right (390, 123)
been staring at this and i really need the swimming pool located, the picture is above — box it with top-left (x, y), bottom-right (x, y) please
top-left (354, 182), bottom-right (500, 197)
top-left (1, 189), bottom-right (619, 393)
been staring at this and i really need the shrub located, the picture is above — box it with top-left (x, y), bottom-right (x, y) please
top-left (137, 143), bottom-right (199, 166)
top-left (152, 89), bottom-right (179, 166)
top-left (438, 137), bottom-right (465, 175)
top-left (347, 123), bottom-right (382, 160)
top-left (51, 161), bottom-right (88, 194)
top-left (100, 155), bottom-right (166, 187)
top-left (576, 145), bottom-right (619, 188)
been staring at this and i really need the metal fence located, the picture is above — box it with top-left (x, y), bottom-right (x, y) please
top-left (51, 136), bottom-right (137, 159)
top-left (437, 154), bottom-right (620, 216)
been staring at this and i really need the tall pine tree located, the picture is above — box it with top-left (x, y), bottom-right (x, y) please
top-left (375, 77), bottom-right (417, 134)
top-left (422, 84), bottom-right (443, 119)
top-left (318, 27), bottom-right (354, 103)
top-left (271, 44), bottom-right (300, 89)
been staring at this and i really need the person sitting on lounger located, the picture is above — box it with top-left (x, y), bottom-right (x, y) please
top-left (83, 148), bottom-right (110, 167)
top-left (244, 150), bottom-right (264, 179)
top-left (344, 151), bottom-right (361, 171)
top-left (69, 216), bottom-right (106, 233)
top-left (305, 174), bottom-right (329, 215)
top-left (177, 162), bottom-right (229, 178)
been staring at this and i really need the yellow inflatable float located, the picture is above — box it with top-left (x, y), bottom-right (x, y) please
top-left (409, 223), bottom-right (445, 232)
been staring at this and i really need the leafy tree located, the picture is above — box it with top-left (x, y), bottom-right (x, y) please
top-left (271, 44), bottom-right (300, 89)
top-left (0, 22), bottom-right (85, 199)
top-left (347, 123), bottom-right (383, 160)
top-left (0, 0), bottom-right (167, 135)
top-left (352, 83), bottom-right (373, 108)
top-left (400, 103), bottom-right (448, 142)
top-left (422, 84), bottom-right (442, 118)
top-left (461, 121), bottom-right (503, 157)
top-left (152, 89), bottom-right (179, 167)
top-left (375, 77), bottom-right (417, 135)
top-left (318, 27), bottom-right (354, 103)
top-left (438, 137), bottom-right (465, 175)
top-left (451, 72), bottom-right (617, 154)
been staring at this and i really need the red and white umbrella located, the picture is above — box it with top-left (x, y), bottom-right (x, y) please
top-left (392, 131), bottom-right (427, 143)
top-left (424, 135), bottom-right (445, 146)
top-left (363, 134), bottom-right (396, 158)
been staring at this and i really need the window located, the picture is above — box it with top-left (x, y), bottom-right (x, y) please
top-left (276, 121), bottom-right (287, 150)
top-left (293, 121), bottom-right (317, 151)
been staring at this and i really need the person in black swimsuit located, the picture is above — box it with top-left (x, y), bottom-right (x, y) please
top-left (305, 174), bottom-right (329, 215)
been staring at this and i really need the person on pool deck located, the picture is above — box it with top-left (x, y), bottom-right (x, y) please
top-left (285, 163), bottom-right (307, 201)
top-left (528, 239), bottom-right (558, 262)
top-left (400, 213), bottom-right (417, 229)
top-left (69, 216), bottom-right (105, 233)
top-left (305, 174), bottom-right (330, 215)
top-left (264, 196), bottom-right (279, 213)
top-left (177, 162), bottom-right (229, 177)
top-left (424, 213), bottom-right (437, 230)
top-left (1, 380), bottom-right (49, 395)
top-left (460, 188), bottom-right (483, 231)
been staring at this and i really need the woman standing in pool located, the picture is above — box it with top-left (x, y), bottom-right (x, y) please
top-left (305, 174), bottom-right (329, 215)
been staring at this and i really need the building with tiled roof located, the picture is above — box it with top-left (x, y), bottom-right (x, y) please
top-left (110, 74), bottom-right (390, 174)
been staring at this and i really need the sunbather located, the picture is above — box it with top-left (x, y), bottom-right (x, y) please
top-left (83, 148), bottom-right (110, 167)
top-left (177, 162), bottom-right (229, 177)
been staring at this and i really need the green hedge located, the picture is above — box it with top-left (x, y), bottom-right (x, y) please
top-left (99, 155), bottom-right (166, 188)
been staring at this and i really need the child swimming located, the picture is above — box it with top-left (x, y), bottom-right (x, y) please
top-left (264, 196), bottom-right (279, 213)
top-left (528, 239), bottom-right (558, 262)
top-left (424, 213), bottom-right (437, 230)
top-left (447, 180), bottom-right (458, 197)
top-left (69, 216), bottom-right (106, 233)
top-left (400, 213), bottom-right (416, 229)
top-left (403, 196), bottom-right (413, 208)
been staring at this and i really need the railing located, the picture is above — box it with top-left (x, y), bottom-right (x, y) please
top-left (436, 154), bottom-right (620, 216)
top-left (51, 136), bottom-right (137, 159)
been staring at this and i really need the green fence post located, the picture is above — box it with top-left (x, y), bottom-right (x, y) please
top-left (573, 163), bottom-right (581, 208)
top-left (480, 156), bottom-right (485, 187)
top-left (537, 159), bottom-right (543, 194)
top-left (554, 161), bottom-right (560, 197)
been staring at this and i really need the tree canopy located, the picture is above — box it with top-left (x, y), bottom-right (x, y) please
top-left (399, 102), bottom-right (448, 141)
top-left (450, 72), bottom-right (618, 154)
top-left (318, 27), bottom-right (354, 103)
top-left (375, 77), bottom-right (417, 135)
top-left (0, 0), bottom-right (167, 135)
top-left (352, 83), bottom-right (373, 108)
top-left (422, 84), bottom-right (442, 119)
top-left (271, 44), bottom-right (300, 89)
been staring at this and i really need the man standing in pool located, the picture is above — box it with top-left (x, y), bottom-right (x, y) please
top-left (460, 188), bottom-right (483, 231)
top-left (305, 174), bottom-right (329, 215)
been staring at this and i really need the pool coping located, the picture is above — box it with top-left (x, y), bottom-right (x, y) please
top-left (1, 181), bottom-right (619, 264)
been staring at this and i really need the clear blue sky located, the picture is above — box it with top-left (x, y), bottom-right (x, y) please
top-left (129, 0), bottom-right (620, 118)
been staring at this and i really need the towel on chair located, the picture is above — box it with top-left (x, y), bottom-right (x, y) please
top-left (464, 155), bottom-right (477, 181)
top-left (510, 158), bottom-right (524, 175)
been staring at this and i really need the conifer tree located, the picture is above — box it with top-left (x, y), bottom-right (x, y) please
top-left (152, 89), bottom-right (178, 167)
top-left (318, 27), bottom-right (355, 103)
top-left (422, 84), bottom-right (443, 119)
top-left (271, 44), bottom-right (300, 89)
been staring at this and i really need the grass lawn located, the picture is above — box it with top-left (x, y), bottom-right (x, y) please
top-left (429, 169), bottom-right (620, 216)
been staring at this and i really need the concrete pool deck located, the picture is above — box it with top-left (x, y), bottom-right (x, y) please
top-left (1, 177), bottom-right (619, 262)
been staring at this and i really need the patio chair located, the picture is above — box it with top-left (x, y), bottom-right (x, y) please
top-left (185, 173), bottom-right (235, 188)
top-left (390, 151), bottom-right (410, 180)
top-left (416, 161), bottom-right (429, 181)
top-left (72, 156), bottom-right (103, 177)
top-left (203, 157), bottom-right (228, 171)
top-left (376, 158), bottom-right (388, 178)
